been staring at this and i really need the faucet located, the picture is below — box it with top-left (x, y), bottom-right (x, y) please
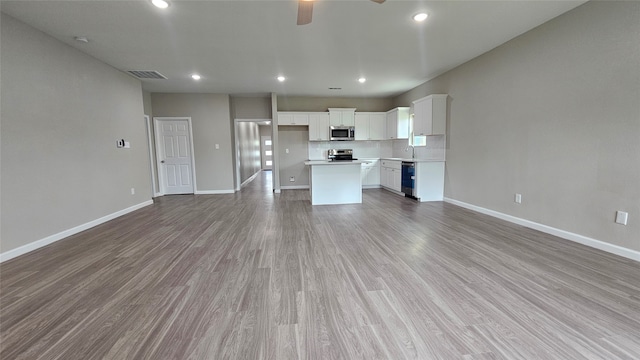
top-left (405, 144), bottom-right (415, 159)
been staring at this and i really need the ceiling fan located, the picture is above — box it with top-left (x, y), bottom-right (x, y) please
top-left (297, 0), bottom-right (386, 25)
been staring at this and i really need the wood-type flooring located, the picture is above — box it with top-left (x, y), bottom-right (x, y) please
top-left (1, 171), bottom-right (639, 359)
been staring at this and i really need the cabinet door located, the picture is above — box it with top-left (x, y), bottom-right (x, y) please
top-left (309, 113), bottom-right (329, 141)
top-left (380, 167), bottom-right (388, 187)
top-left (413, 95), bottom-right (447, 135)
top-left (278, 113), bottom-right (294, 125)
top-left (413, 98), bottom-right (432, 136)
top-left (341, 111), bottom-right (355, 126)
top-left (367, 165), bottom-right (381, 185)
top-left (392, 169), bottom-right (402, 192)
top-left (330, 111), bottom-right (343, 126)
top-left (330, 110), bottom-right (355, 126)
top-left (369, 113), bottom-right (386, 140)
top-left (354, 114), bottom-right (369, 140)
top-left (386, 111), bottom-right (398, 139)
top-left (293, 113), bottom-right (309, 125)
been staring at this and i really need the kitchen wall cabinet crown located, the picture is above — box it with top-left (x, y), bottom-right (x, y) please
top-left (308, 112), bottom-right (330, 141)
top-left (412, 94), bottom-right (447, 136)
top-left (328, 108), bottom-right (356, 127)
top-left (354, 112), bottom-right (386, 141)
top-left (277, 112), bottom-right (309, 126)
top-left (385, 107), bottom-right (410, 140)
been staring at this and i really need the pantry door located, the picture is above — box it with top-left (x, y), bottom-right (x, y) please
top-left (154, 117), bottom-right (196, 195)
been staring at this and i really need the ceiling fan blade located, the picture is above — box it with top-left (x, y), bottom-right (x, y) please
top-left (370, 0), bottom-right (386, 3)
top-left (297, 1), bottom-right (313, 25)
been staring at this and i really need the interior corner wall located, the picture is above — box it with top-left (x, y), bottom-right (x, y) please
top-left (393, 1), bottom-right (640, 252)
top-left (278, 126), bottom-right (310, 187)
top-left (231, 96), bottom-right (272, 119)
top-left (150, 93), bottom-right (234, 192)
top-left (1, 13), bottom-right (152, 254)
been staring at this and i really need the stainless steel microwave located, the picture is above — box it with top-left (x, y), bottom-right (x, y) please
top-left (330, 126), bottom-right (355, 141)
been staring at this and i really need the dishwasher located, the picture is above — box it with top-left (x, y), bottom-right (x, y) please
top-left (401, 161), bottom-right (416, 198)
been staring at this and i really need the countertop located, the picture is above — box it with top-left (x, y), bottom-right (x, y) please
top-left (381, 158), bottom-right (445, 163)
top-left (305, 158), bottom-right (445, 165)
top-left (304, 160), bottom-right (367, 166)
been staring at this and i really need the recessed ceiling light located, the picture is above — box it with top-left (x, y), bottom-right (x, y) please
top-left (191, 74), bottom-right (201, 80)
top-left (151, 0), bottom-right (170, 9)
top-left (277, 76), bottom-right (286, 82)
top-left (413, 13), bottom-right (428, 22)
top-left (358, 77), bottom-right (366, 83)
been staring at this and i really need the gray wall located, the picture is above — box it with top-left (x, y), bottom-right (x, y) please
top-left (237, 121), bottom-right (262, 183)
top-left (278, 126), bottom-right (310, 187)
top-left (394, 1), bottom-right (640, 252)
top-left (277, 96), bottom-right (394, 112)
top-left (1, 14), bottom-right (151, 253)
top-left (151, 93), bottom-right (234, 192)
top-left (231, 96), bottom-right (272, 119)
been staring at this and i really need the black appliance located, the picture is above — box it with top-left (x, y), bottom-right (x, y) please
top-left (401, 161), bottom-right (416, 198)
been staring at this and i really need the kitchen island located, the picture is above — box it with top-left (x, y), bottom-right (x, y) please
top-left (304, 160), bottom-right (365, 205)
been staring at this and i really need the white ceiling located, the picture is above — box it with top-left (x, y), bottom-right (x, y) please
top-left (1, 0), bottom-right (587, 97)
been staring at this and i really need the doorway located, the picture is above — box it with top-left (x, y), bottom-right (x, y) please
top-left (153, 117), bottom-right (197, 195)
top-left (261, 136), bottom-right (272, 170)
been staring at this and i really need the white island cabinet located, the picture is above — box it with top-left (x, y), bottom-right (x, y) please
top-left (304, 160), bottom-right (364, 205)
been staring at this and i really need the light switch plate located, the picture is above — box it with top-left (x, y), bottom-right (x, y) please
top-left (615, 211), bottom-right (628, 225)
top-left (515, 193), bottom-right (522, 204)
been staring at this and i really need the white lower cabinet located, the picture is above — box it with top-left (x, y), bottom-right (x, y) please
top-left (380, 160), bottom-right (401, 192)
top-left (361, 160), bottom-right (380, 188)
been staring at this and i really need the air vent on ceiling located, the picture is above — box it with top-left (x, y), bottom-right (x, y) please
top-left (127, 70), bottom-right (167, 80)
top-left (329, 87), bottom-right (342, 90)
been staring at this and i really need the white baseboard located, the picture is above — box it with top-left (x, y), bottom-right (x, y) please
top-left (194, 190), bottom-right (235, 195)
top-left (362, 185), bottom-right (382, 189)
top-left (280, 185), bottom-right (310, 190)
top-left (0, 200), bottom-right (154, 263)
top-left (153, 192), bottom-right (163, 198)
top-left (274, 189), bottom-right (282, 194)
top-left (444, 197), bottom-right (639, 262)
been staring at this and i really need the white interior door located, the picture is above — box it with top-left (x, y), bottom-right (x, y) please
top-left (261, 136), bottom-right (272, 170)
top-left (155, 118), bottom-right (195, 195)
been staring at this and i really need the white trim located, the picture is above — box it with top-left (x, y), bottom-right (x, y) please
top-left (0, 200), bottom-right (154, 263)
top-left (154, 192), bottom-right (163, 198)
top-left (194, 190), bottom-right (235, 195)
top-left (280, 185), bottom-right (310, 190)
top-left (444, 197), bottom-right (640, 262)
top-left (144, 115), bottom-right (158, 197)
top-left (362, 185), bottom-right (382, 189)
top-left (153, 117), bottom-right (198, 195)
top-left (240, 170), bottom-right (261, 188)
top-left (274, 189), bottom-right (282, 194)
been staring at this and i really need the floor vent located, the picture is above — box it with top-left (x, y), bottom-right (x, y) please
top-left (127, 70), bottom-right (167, 80)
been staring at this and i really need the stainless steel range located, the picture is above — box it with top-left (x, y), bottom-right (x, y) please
top-left (328, 149), bottom-right (357, 162)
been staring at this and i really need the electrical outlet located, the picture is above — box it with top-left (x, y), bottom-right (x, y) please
top-left (130, 188), bottom-right (135, 195)
top-left (215, 144), bottom-right (220, 149)
top-left (515, 193), bottom-right (522, 204)
top-left (289, 176), bottom-right (295, 182)
top-left (286, 148), bottom-right (290, 154)
top-left (615, 211), bottom-right (628, 225)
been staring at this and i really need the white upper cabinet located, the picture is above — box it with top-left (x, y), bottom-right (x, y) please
top-left (412, 94), bottom-right (447, 136)
top-left (386, 107), bottom-right (410, 139)
top-left (278, 112), bottom-right (309, 126)
top-left (308, 112), bottom-right (330, 141)
top-left (354, 112), bottom-right (386, 141)
top-left (328, 108), bottom-right (356, 126)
